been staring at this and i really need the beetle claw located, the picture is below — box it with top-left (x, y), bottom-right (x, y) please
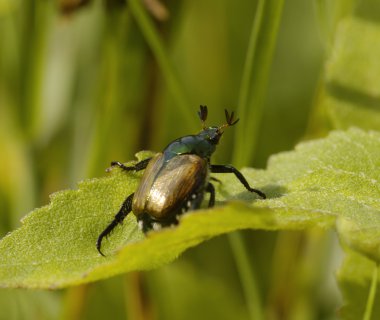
top-left (96, 238), bottom-right (106, 257)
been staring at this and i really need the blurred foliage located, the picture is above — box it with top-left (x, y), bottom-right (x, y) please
top-left (337, 249), bottom-right (380, 320)
top-left (0, 0), bottom-right (380, 319)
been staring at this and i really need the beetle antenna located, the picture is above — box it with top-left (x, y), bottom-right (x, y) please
top-left (198, 105), bottom-right (208, 129)
top-left (225, 109), bottom-right (239, 126)
top-left (219, 109), bottom-right (239, 131)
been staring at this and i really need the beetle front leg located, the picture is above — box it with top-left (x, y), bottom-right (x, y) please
top-left (205, 183), bottom-right (215, 207)
top-left (210, 164), bottom-right (266, 199)
top-left (106, 157), bottom-right (152, 172)
top-left (97, 193), bottom-right (134, 256)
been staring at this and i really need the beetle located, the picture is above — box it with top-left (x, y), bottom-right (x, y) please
top-left (97, 105), bottom-right (266, 256)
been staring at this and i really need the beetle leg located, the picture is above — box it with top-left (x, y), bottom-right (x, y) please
top-left (210, 176), bottom-right (222, 184)
top-left (106, 157), bottom-right (152, 172)
top-left (210, 164), bottom-right (266, 199)
top-left (97, 193), bottom-right (134, 256)
top-left (205, 183), bottom-right (215, 207)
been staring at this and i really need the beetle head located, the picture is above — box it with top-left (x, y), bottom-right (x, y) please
top-left (198, 106), bottom-right (239, 145)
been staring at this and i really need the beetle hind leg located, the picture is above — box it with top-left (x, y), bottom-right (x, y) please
top-left (205, 183), bottom-right (215, 207)
top-left (210, 176), bottom-right (222, 184)
top-left (97, 193), bottom-right (134, 256)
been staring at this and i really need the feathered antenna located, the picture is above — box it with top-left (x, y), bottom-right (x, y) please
top-left (198, 105), bottom-right (208, 129)
top-left (219, 109), bottom-right (239, 131)
top-left (224, 109), bottom-right (239, 126)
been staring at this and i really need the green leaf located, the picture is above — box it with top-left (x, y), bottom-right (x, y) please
top-left (0, 128), bottom-right (379, 289)
top-left (323, 14), bottom-right (380, 129)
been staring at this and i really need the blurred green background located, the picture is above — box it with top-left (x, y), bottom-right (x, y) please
top-left (0, 0), bottom-right (364, 319)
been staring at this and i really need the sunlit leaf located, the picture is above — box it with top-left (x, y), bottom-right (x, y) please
top-left (0, 128), bottom-right (379, 289)
top-left (324, 16), bottom-right (380, 129)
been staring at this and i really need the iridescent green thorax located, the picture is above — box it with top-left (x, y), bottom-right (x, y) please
top-left (163, 127), bottom-right (222, 161)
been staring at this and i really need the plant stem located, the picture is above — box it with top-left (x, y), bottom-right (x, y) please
top-left (229, 1), bottom-right (284, 319)
top-left (62, 285), bottom-right (88, 320)
top-left (128, 0), bottom-right (195, 130)
top-left (363, 263), bottom-right (378, 320)
top-left (234, 0), bottom-right (265, 166)
top-left (232, 0), bottom-right (285, 167)
top-left (19, 0), bottom-right (49, 140)
top-left (229, 232), bottom-right (263, 320)
top-left (85, 10), bottom-right (131, 177)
